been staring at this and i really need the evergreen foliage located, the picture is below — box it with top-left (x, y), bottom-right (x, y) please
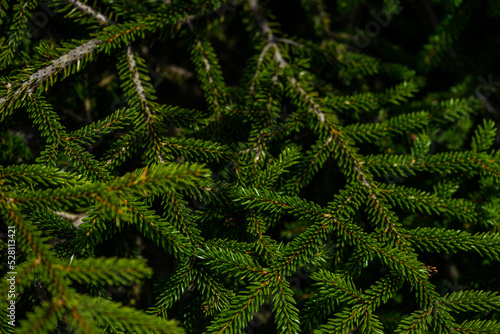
top-left (1, 0), bottom-right (500, 333)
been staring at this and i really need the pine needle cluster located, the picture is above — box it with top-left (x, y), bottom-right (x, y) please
top-left (1, 0), bottom-right (500, 333)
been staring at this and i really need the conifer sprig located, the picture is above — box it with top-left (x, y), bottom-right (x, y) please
top-left (1, 0), bottom-right (499, 333)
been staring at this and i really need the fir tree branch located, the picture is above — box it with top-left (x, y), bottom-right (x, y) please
top-left (66, 0), bottom-right (113, 26)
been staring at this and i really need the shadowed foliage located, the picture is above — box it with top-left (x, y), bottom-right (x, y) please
top-left (1, 0), bottom-right (500, 333)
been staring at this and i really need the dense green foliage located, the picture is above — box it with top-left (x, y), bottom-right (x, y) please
top-left (1, 0), bottom-right (500, 333)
